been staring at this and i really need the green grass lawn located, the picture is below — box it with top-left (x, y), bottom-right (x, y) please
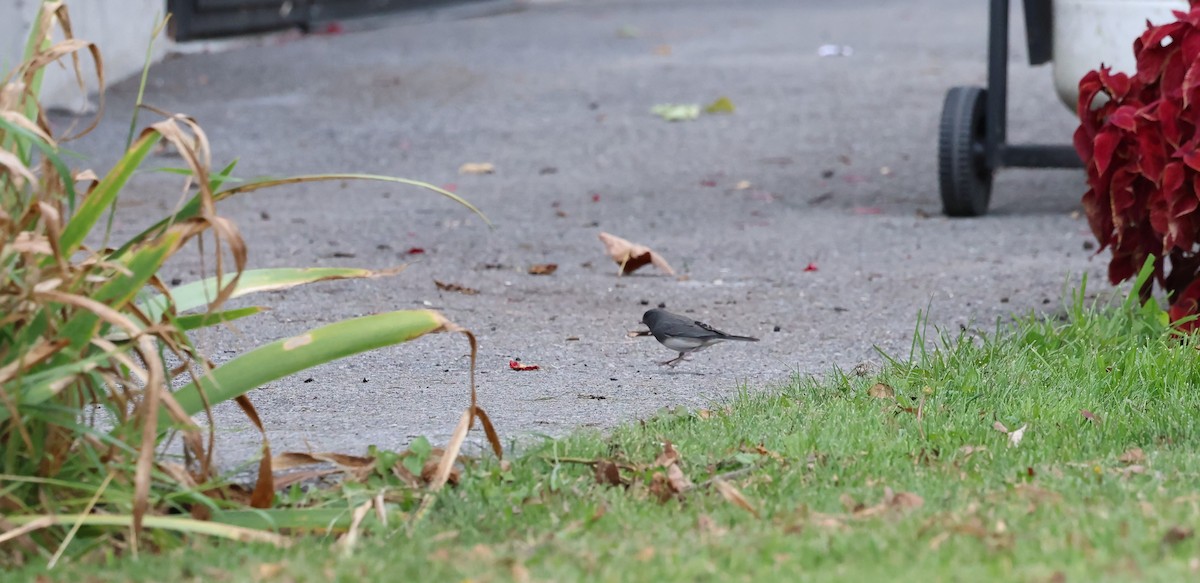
top-left (15, 284), bottom-right (1200, 582)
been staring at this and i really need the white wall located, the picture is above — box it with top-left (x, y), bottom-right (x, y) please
top-left (0, 0), bottom-right (172, 113)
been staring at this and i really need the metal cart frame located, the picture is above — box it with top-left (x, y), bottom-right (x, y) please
top-left (938, 0), bottom-right (1084, 217)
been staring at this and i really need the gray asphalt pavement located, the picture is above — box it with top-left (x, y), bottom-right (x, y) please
top-left (60, 0), bottom-right (1107, 465)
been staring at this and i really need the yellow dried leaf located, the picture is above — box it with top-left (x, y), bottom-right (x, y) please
top-left (867, 383), bottom-right (894, 399)
top-left (458, 162), bottom-right (495, 175)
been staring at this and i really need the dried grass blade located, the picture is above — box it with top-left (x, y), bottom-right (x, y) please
top-left (234, 395), bottom-right (274, 509)
top-left (430, 410), bottom-right (471, 492)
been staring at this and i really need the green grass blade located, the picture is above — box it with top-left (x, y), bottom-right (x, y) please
top-left (209, 508), bottom-right (366, 533)
top-left (175, 306), bottom-right (265, 331)
top-left (0, 350), bottom-right (130, 423)
top-left (164, 310), bottom-right (448, 420)
top-left (57, 129), bottom-right (162, 256)
top-left (57, 230), bottom-right (181, 350)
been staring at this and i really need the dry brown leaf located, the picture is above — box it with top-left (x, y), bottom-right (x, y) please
top-left (1119, 447), bottom-right (1146, 465)
top-left (868, 383), bottom-right (895, 399)
top-left (648, 472), bottom-right (674, 502)
top-left (1080, 409), bottom-right (1102, 425)
top-left (594, 460), bottom-right (623, 487)
top-left (666, 463), bottom-right (694, 493)
top-left (1164, 526), bottom-right (1194, 545)
top-left (458, 162), bottom-right (495, 175)
top-left (884, 487), bottom-right (924, 511)
top-left (337, 499), bottom-right (374, 555)
top-left (713, 477), bottom-right (760, 518)
top-left (528, 263), bottom-right (558, 275)
top-left (434, 279), bottom-right (479, 295)
top-left (654, 440), bottom-right (681, 468)
top-left (597, 232), bottom-right (676, 276)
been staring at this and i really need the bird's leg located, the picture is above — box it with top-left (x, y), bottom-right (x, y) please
top-left (659, 352), bottom-right (687, 367)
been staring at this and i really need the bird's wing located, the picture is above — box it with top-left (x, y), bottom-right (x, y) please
top-left (691, 319), bottom-right (732, 337)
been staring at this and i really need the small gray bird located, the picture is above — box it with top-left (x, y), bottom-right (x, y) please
top-left (637, 308), bottom-right (759, 367)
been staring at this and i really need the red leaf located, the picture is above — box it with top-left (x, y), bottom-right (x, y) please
top-left (1108, 106), bottom-right (1138, 131)
top-left (803, 262), bottom-right (818, 272)
top-left (509, 360), bottom-right (540, 371)
top-left (1093, 130), bottom-right (1121, 176)
top-left (405, 247), bottom-right (426, 255)
top-left (1168, 278), bottom-right (1200, 331)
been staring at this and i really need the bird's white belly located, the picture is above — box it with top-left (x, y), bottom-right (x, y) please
top-left (661, 336), bottom-right (707, 351)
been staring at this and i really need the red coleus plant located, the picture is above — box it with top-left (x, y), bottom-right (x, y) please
top-left (1076, 0), bottom-right (1200, 329)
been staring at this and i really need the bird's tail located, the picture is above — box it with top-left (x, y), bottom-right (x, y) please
top-left (724, 334), bottom-right (759, 342)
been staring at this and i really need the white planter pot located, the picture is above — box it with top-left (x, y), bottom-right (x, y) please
top-left (1052, 0), bottom-right (1187, 110)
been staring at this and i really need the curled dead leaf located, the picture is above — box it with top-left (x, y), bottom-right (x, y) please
top-left (434, 279), bottom-right (479, 295)
top-left (594, 460), bottom-right (623, 487)
top-left (666, 463), bottom-right (694, 493)
top-left (868, 383), bottom-right (895, 399)
top-left (528, 263), bottom-right (558, 275)
top-left (654, 440), bottom-right (680, 468)
top-left (713, 477), bottom-right (759, 518)
top-left (597, 232), bottom-right (675, 277)
top-left (509, 360), bottom-right (539, 371)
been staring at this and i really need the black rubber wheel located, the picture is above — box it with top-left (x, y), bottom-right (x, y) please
top-left (938, 86), bottom-right (993, 217)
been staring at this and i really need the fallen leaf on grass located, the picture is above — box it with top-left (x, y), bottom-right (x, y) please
top-left (1080, 409), bottom-right (1102, 425)
top-left (666, 464), bottom-right (694, 493)
top-left (1008, 424), bottom-right (1028, 448)
top-left (598, 231), bottom-right (675, 276)
top-left (651, 103), bottom-right (700, 121)
top-left (704, 96), bottom-right (735, 114)
top-left (654, 440), bottom-right (681, 468)
top-left (1163, 526), bottom-right (1194, 545)
top-left (528, 263), bottom-right (558, 275)
top-left (509, 360), bottom-right (539, 371)
top-left (458, 162), bottom-right (495, 175)
top-left (713, 477), bottom-right (759, 517)
top-left (1118, 447), bottom-right (1146, 465)
top-left (884, 487), bottom-right (924, 511)
top-left (635, 546), bottom-right (656, 562)
top-left (868, 383), bottom-right (894, 399)
top-left (993, 421), bottom-right (1028, 448)
top-left (434, 279), bottom-right (479, 295)
top-left (594, 460), bottom-right (623, 487)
